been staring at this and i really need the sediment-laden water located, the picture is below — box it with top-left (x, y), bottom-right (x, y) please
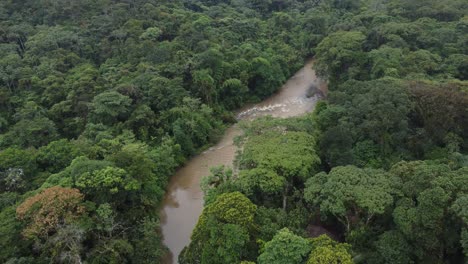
top-left (160, 60), bottom-right (325, 263)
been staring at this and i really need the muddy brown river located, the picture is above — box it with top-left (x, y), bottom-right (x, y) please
top-left (160, 60), bottom-right (325, 263)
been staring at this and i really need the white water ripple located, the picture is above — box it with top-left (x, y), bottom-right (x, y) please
top-left (236, 96), bottom-right (316, 120)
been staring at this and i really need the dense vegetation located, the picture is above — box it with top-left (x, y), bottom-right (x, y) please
top-left (0, 0), bottom-right (467, 263)
top-left (180, 0), bottom-right (468, 264)
top-left (0, 0), bottom-right (319, 263)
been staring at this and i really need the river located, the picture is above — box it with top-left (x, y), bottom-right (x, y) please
top-left (159, 59), bottom-right (325, 263)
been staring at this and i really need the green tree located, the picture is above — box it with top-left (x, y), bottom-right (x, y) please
top-left (36, 139), bottom-right (82, 173)
top-left (3, 102), bottom-right (58, 148)
top-left (4, 117), bottom-right (58, 148)
top-left (220, 78), bottom-right (248, 109)
top-left (403, 49), bottom-right (441, 76)
top-left (181, 192), bottom-right (256, 264)
top-left (165, 97), bottom-right (221, 156)
top-left (0, 148), bottom-right (37, 192)
top-left (0, 207), bottom-right (27, 262)
top-left (408, 82), bottom-right (468, 149)
top-left (139, 27), bottom-right (162, 41)
top-left (305, 166), bottom-right (396, 232)
top-left (316, 79), bottom-right (411, 167)
top-left (371, 230), bottom-right (412, 264)
top-left (124, 104), bottom-right (157, 141)
top-left (201, 221), bottom-right (251, 264)
top-left (133, 217), bottom-right (167, 262)
top-left (109, 142), bottom-right (166, 209)
top-left (41, 156), bottom-right (113, 189)
top-left (257, 228), bottom-right (310, 264)
top-left (75, 166), bottom-right (139, 203)
top-left (143, 76), bottom-right (187, 113)
top-left (239, 130), bottom-right (320, 210)
top-left (192, 69), bottom-right (216, 104)
top-left (237, 168), bottom-right (285, 199)
top-left (452, 195), bottom-right (468, 257)
top-left (90, 91), bottom-right (132, 125)
top-left (368, 46), bottom-right (403, 78)
top-left (88, 239), bottom-right (134, 264)
top-left (307, 235), bottom-right (353, 264)
top-left (314, 31), bottom-right (367, 83)
top-left (248, 57), bottom-right (285, 99)
top-left (0, 53), bottom-right (25, 91)
top-left (201, 165), bottom-right (238, 205)
top-left (390, 161), bottom-right (468, 262)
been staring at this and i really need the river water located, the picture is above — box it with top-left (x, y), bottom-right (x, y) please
top-left (159, 59), bottom-right (325, 263)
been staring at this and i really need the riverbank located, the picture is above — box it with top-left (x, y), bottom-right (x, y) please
top-left (160, 59), bottom-right (325, 263)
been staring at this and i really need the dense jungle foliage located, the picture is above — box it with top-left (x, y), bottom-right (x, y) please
top-left (0, 0), bottom-right (467, 263)
top-left (181, 0), bottom-right (468, 264)
top-left (0, 0), bottom-right (324, 262)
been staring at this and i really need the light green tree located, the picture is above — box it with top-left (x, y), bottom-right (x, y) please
top-left (257, 228), bottom-right (310, 264)
top-left (181, 192), bottom-right (256, 264)
top-left (307, 235), bottom-right (353, 264)
top-left (305, 166), bottom-right (396, 232)
top-left (239, 131), bottom-right (320, 210)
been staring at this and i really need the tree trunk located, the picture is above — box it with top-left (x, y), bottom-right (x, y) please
top-left (282, 184), bottom-right (289, 211)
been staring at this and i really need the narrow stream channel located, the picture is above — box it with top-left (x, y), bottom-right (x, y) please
top-left (160, 59), bottom-right (325, 263)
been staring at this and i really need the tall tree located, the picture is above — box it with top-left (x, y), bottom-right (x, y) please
top-left (258, 228), bottom-right (311, 264)
top-left (238, 130), bottom-right (320, 210)
top-left (305, 166), bottom-right (396, 232)
top-left (16, 186), bottom-right (85, 239)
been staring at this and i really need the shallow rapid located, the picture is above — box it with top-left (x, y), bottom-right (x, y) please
top-left (160, 60), bottom-right (325, 263)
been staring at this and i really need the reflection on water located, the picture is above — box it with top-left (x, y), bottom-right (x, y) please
top-left (160, 60), bottom-right (325, 263)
